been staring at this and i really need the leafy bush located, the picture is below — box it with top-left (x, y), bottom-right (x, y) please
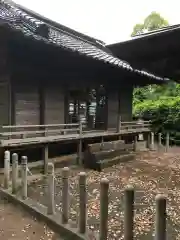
top-left (133, 96), bottom-right (180, 144)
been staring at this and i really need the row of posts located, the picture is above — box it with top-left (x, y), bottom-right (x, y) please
top-left (4, 151), bottom-right (167, 240)
top-left (134, 132), bottom-right (170, 152)
top-left (46, 164), bottom-right (167, 240)
top-left (148, 132), bottom-right (170, 152)
top-left (4, 151), bottom-right (28, 199)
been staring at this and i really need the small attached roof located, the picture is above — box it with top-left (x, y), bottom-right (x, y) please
top-left (107, 24), bottom-right (180, 82)
top-left (0, 0), bottom-right (169, 83)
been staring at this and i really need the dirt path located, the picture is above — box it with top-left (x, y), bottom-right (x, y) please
top-left (28, 149), bottom-right (180, 239)
top-left (0, 198), bottom-right (60, 240)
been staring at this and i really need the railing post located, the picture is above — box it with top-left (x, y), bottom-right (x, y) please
top-left (155, 194), bottom-right (167, 240)
top-left (21, 156), bottom-right (28, 200)
top-left (79, 172), bottom-right (87, 234)
top-left (4, 150), bottom-right (10, 189)
top-left (12, 153), bottom-right (18, 194)
top-left (47, 162), bottom-right (55, 215)
top-left (99, 178), bottom-right (109, 240)
top-left (124, 185), bottom-right (134, 240)
top-left (166, 132), bottom-right (169, 152)
top-left (62, 167), bottom-right (69, 224)
top-left (78, 121), bottom-right (83, 165)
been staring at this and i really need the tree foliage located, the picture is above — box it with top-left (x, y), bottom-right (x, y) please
top-left (131, 12), bottom-right (169, 36)
top-left (132, 13), bottom-right (180, 143)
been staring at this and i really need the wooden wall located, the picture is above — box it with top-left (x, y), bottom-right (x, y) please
top-left (0, 31), bottom-right (11, 127)
top-left (107, 85), bottom-right (133, 129)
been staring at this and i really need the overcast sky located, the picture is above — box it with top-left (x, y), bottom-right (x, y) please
top-left (15, 0), bottom-right (180, 44)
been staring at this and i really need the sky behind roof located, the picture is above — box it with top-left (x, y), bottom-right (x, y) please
top-left (15, 0), bottom-right (180, 44)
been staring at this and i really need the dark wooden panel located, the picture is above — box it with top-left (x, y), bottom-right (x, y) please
top-left (107, 91), bottom-right (119, 129)
top-left (45, 87), bottom-right (64, 124)
top-left (15, 85), bottom-right (40, 125)
top-left (0, 81), bottom-right (10, 126)
top-left (119, 86), bottom-right (133, 121)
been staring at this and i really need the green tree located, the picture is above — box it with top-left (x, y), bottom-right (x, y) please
top-left (131, 11), bottom-right (169, 36)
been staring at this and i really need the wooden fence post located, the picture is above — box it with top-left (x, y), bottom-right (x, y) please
top-left (12, 153), bottom-right (18, 194)
top-left (78, 121), bottom-right (83, 165)
top-left (99, 178), bottom-right (109, 240)
top-left (79, 172), bottom-right (87, 234)
top-left (62, 167), bottom-right (69, 224)
top-left (43, 144), bottom-right (49, 174)
top-left (155, 194), bottom-right (167, 240)
top-left (158, 133), bottom-right (162, 150)
top-left (47, 162), bottom-right (55, 215)
top-left (4, 150), bottom-right (10, 189)
top-left (150, 132), bottom-right (155, 150)
top-left (124, 185), bottom-right (134, 240)
top-left (21, 156), bottom-right (28, 200)
top-left (166, 132), bottom-right (169, 152)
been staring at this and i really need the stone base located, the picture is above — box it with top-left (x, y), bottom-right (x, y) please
top-left (136, 141), bottom-right (148, 151)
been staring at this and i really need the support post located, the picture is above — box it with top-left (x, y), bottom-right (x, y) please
top-left (99, 178), bottom-right (109, 240)
top-left (21, 156), bottom-right (28, 200)
top-left (78, 121), bottom-right (83, 165)
top-left (147, 133), bottom-right (151, 149)
top-left (43, 144), bottom-right (49, 174)
top-left (155, 194), bottom-right (166, 240)
top-left (47, 163), bottom-right (55, 215)
top-left (166, 132), bottom-right (169, 152)
top-left (124, 185), bottom-right (134, 240)
top-left (134, 135), bottom-right (138, 152)
top-left (62, 167), bottom-right (69, 224)
top-left (12, 153), bottom-right (18, 194)
top-left (79, 172), bottom-right (87, 234)
top-left (4, 150), bottom-right (10, 189)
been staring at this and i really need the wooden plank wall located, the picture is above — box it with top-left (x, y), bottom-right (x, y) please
top-left (107, 90), bottom-right (119, 129)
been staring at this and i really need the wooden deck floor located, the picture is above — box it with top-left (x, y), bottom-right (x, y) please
top-left (0, 127), bottom-right (150, 147)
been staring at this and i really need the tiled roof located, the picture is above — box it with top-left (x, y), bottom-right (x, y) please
top-left (0, 0), bottom-right (168, 82)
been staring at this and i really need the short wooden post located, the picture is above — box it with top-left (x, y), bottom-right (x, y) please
top-left (79, 172), bottom-right (87, 234)
top-left (21, 156), bottom-right (28, 200)
top-left (4, 150), bottom-right (10, 189)
top-left (62, 167), bottom-right (69, 224)
top-left (47, 162), bottom-right (55, 215)
top-left (166, 132), bottom-right (169, 152)
top-left (124, 185), bottom-right (134, 240)
top-left (150, 132), bottom-right (155, 150)
top-left (155, 194), bottom-right (166, 240)
top-left (43, 144), bottom-right (49, 174)
top-left (78, 121), bottom-right (83, 165)
top-left (12, 153), bottom-right (18, 194)
top-left (158, 133), bottom-right (162, 149)
top-left (99, 178), bottom-right (109, 240)
top-left (134, 135), bottom-right (138, 152)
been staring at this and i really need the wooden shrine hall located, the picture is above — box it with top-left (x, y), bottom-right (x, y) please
top-left (0, 0), bottom-right (172, 167)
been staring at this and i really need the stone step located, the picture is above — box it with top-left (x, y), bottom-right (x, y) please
top-left (94, 149), bottom-right (129, 161)
top-left (98, 153), bottom-right (135, 169)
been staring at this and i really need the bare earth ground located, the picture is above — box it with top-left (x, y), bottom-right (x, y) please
top-left (28, 147), bottom-right (180, 240)
top-left (0, 198), bottom-right (60, 240)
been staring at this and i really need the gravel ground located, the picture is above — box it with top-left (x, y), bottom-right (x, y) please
top-left (28, 148), bottom-right (180, 239)
top-left (0, 198), bottom-right (60, 240)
